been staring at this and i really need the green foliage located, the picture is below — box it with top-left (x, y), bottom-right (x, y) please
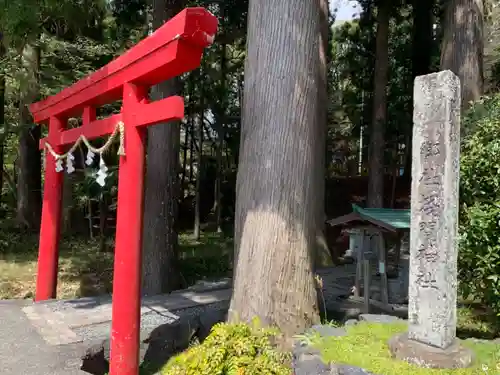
top-left (161, 320), bottom-right (292, 375)
top-left (459, 94), bottom-right (500, 318)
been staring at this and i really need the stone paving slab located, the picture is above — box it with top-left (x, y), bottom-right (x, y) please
top-left (0, 300), bottom-right (86, 375)
top-left (22, 288), bottom-right (232, 346)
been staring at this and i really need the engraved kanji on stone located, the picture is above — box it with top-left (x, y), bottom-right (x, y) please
top-left (419, 166), bottom-right (442, 186)
top-left (420, 140), bottom-right (441, 158)
top-left (419, 220), bottom-right (437, 235)
top-left (415, 270), bottom-right (438, 289)
top-left (419, 190), bottom-right (442, 216)
top-left (416, 239), bottom-right (439, 263)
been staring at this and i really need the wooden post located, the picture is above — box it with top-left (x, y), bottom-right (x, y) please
top-left (363, 258), bottom-right (371, 313)
top-left (355, 230), bottom-right (365, 297)
top-left (394, 232), bottom-right (402, 277)
top-left (377, 232), bottom-right (389, 305)
top-left (109, 83), bottom-right (148, 375)
top-left (35, 116), bottom-right (65, 301)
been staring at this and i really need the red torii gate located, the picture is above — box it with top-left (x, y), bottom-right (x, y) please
top-left (29, 8), bottom-right (217, 375)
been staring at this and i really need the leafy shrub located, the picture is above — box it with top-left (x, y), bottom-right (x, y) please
top-left (459, 94), bottom-right (500, 318)
top-left (161, 320), bottom-right (292, 375)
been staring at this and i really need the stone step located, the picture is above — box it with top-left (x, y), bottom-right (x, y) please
top-left (22, 287), bottom-right (231, 346)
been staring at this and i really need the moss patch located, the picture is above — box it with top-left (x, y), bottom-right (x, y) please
top-left (314, 322), bottom-right (500, 374)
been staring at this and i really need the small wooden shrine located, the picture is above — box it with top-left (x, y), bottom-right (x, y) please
top-left (327, 204), bottom-right (410, 311)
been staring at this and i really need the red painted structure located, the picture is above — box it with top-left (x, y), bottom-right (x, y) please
top-left (29, 8), bottom-right (217, 375)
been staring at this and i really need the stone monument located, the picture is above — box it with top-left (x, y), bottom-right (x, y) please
top-left (388, 70), bottom-right (473, 368)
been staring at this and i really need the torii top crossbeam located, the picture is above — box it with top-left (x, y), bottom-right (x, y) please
top-left (31, 7), bottom-right (217, 158)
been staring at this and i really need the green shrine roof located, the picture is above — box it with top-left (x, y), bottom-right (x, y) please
top-left (351, 204), bottom-right (410, 229)
top-left (327, 204), bottom-right (411, 232)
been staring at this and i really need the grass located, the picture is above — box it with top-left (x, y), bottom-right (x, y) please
top-left (0, 229), bottom-right (232, 299)
top-left (0, 231), bottom-right (115, 299)
top-left (313, 322), bottom-right (500, 375)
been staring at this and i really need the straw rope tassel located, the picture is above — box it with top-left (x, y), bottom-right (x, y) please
top-left (43, 120), bottom-right (126, 186)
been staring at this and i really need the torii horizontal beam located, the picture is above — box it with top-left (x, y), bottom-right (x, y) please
top-left (38, 96), bottom-right (184, 149)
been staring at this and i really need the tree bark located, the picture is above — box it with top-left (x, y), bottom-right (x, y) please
top-left (194, 84), bottom-right (204, 240)
top-left (367, 0), bottom-right (390, 208)
top-left (412, 0), bottom-right (435, 78)
top-left (181, 122), bottom-right (188, 196)
top-left (440, 0), bottom-right (484, 111)
top-left (314, 0), bottom-right (332, 268)
top-left (214, 42), bottom-right (227, 234)
top-left (404, 0), bottom-right (435, 181)
top-left (141, 0), bottom-right (184, 295)
top-left (99, 193), bottom-right (108, 252)
top-left (229, 0), bottom-right (321, 343)
top-left (0, 39), bottom-right (5, 204)
top-left (17, 42), bottom-right (42, 231)
top-left (189, 120), bottom-right (194, 183)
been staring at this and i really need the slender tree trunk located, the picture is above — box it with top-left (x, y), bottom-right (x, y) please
top-left (181, 122), bottom-right (188, 196)
top-left (367, 0), bottom-right (389, 208)
top-left (189, 120), bottom-right (194, 183)
top-left (314, 0), bottom-right (332, 268)
top-left (413, 0), bottom-right (435, 78)
top-left (440, 0), bottom-right (484, 111)
top-left (141, 0), bottom-right (184, 295)
top-left (229, 0), bottom-right (321, 344)
top-left (87, 193), bottom-right (94, 239)
top-left (404, 0), bottom-right (435, 181)
top-left (62, 168), bottom-right (74, 233)
top-left (214, 42), bottom-right (227, 234)
top-left (0, 39), bottom-right (5, 204)
top-left (194, 66), bottom-right (204, 241)
top-left (99, 194), bottom-right (107, 252)
top-left (17, 42), bottom-right (42, 231)
top-left (215, 126), bottom-right (223, 232)
top-left (225, 141), bottom-right (231, 172)
top-left (194, 111), bottom-right (204, 240)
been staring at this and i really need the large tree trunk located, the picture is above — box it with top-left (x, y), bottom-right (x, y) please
top-left (17, 42), bottom-right (42, 231)
top-left (440, 0), bottom-right (484, 111)
top-left (367, 0), bottom-right (390, 208)
top-left (141, 0), bottom-right (184, 295)
top-left (229, 0), bottom-right (321, 343)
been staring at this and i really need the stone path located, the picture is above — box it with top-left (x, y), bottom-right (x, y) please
top-left (23, 288), bottom-right (231, 346)
top-left (0, 300), bottom-right (84, 375)
top-left (0, 287), bottom-right (231, 375)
